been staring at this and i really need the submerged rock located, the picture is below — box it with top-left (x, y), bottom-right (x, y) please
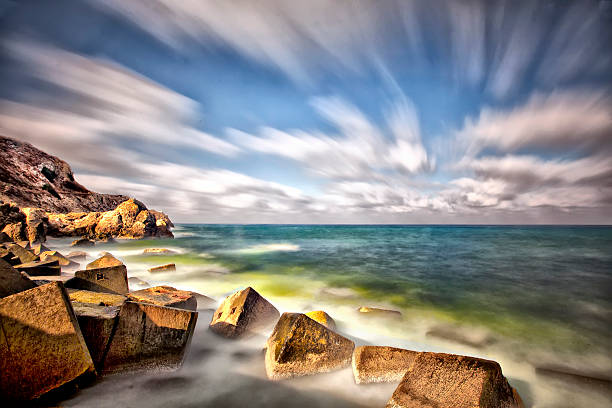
top-left (305, 310), bottom-right (336, 330)
top-left (210, 287), bottom-right (279, 338)
top-left (426, 324), bottom-right (496, 349)
top-left (128, 276), bottom-right (150, 288)
top-left (15, 259), bottom-right (61, 276)
top-left (357, 306), bottom-right (402, 319)
top-left (265, 312), bottom-right (355, 380)
top-left (102, 301), bottom-right (198, 374)
top-left (69, 265), bottom-right (129, 295)
top-left (71, 237), bottom-right (95, 247)
top-left (0, 258), bottom-right (36, 298)
top-left (386, 352), bottom-right (524, 408)
top-left (148, 263), bottom-right (177, 273)
top-left (67, 251), bottom-right (88, 261)
top-left (0, 282), bottom-right (95, 400)
top-left (143, 248), bottom-right (176, 255)
top-left (87, 253), bottom-right (123, 269)
top-left (352, 346), bottom-right (418, 384)
top-left (128, 286), bottom-right (197, 311)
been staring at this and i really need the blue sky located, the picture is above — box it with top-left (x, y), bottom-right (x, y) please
top-left (1, 0), bottom-right (611, 223)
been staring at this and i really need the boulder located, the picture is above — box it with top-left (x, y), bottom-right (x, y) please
top-left (40, 250), bottom-right (80, 269)
top-left (386, 352), bottom-right (523, 408)
top-left (352, 346), bottom-right (418, 384)
top-left (71, 237), bottom-right (95, 247)
top-left (21, 207), bottom-right (48, 243)
top-left (94, 210), bottom-right (122, 238)
top-left (357, 306), bottom-right (402, 319)
top-left (0, 282), bottom-right (95, 400)
top-left (86, 253), bottom-right (123, 269)
top-left (5, 243), bottom-right (38, 264)
top-left (148, 263), bottom-right (176, 273)
top-left (191, 291), bottom-right (216, 309)
top-left (102, 301), bottom-right (198, 374)
top-left (210, 287), bottom-right (279, 338)
top-left (69, 265), bottom-right (129, 295)
top-left (143, 248), bottom-right (176, 255)
top-left (128, 286), bottom-right (197, 311)
top-left (305, 310), bottom-right (336, 330)
top-left (1, 222), bottom-right (27, 242)
top-left (67, 251), bottom-right (88, 261)
top-left (265, 312), bottom-right (355, 380)
top-left (0, 258), bottom-right (36, 298)
top-left (15, 259), bottom-right (61, 276)
top-left (128, 276), bottom-right (150, 288)
top-left (71, 302), bottom-right (120, 370)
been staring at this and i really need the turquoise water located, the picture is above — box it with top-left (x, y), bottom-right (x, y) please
top-left (53, 224), bottom-right (612, 407)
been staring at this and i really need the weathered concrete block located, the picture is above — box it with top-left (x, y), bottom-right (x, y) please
top-left (86, 253), bottom-right (123, 269)
top-left (148, 263), bottom-right (176, 273)
top-left (72, 302), bottom-right (121, 370)
top-left (5, 243), bottom-right (38, 264)
top-left (0, 258), bottom-right (36, 298)
top-left (30, 274), bottom-right (77, 286)
top-left (386, 352), bottom-right (523, 408)
top-left (305, 310), bottom-right (336, 330)
top-left (102, 301), bottom-right (198, 374)
top-left (352, 346), bottom-right (418, 384)
top-left (265, 312), bottom-right (355, 380)
top-left (128, 285), bottom-right (197, 311)
top-left (357, 306), bottom-right (402, 319)
top-left (15, 259), bottom-right (61, 276)
top-left (67, 289), bottom-right (127, 306)
top-left (68, 265), bottom-right (129, 295)
top-left (40, 250), bottom-right (80, 269)
top-left (210, 287), bottom-right (279, 338)
top-left (0, 282), bottom-right (95, 400)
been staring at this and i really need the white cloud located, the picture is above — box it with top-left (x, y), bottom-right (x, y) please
top-left (230, 96), bottom-right (432, 180)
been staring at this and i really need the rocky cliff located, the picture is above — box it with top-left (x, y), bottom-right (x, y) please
top-left (0, 136), bottom-right (173, 242)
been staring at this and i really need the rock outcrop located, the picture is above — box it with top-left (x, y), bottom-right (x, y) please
top-left (210, 287), bottom-right (280, 338)
top-left (0, 282), bottom-right (95, 400)
top-left (386, 352), bottom-right (524, 408)
top-left (0, 136), bottom-right (174, 242)
top-left (0, 136), bottom-right (128, 213)
top-left (265, 312), bottom-right (355, 380)
top-left (352, 346), bottom-right (418, 384)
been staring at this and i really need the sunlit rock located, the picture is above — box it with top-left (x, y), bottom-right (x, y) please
top-left (87, 253), bottom-right (123, 269)
top-left (128, 285), bottom-right (197, 311)
top-left (305, 310), bottom-right (336, 330)
top-left (265, 312), bottom-right (355, 380)
top-left (210, 286), bottom-right (279, 338)
top-left (386, 352), bottom-right (524, 408)
top-left (352, 346), bottom-right (418, 384)
top-left (0, 282), bottom-right (95, 400)
top-left (69, 265), bottom-right (129, 295)
top-left (148, 263), bottom-right (176, 273)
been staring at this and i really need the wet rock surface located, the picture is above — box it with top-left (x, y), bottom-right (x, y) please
top-left (265, 312), bottom-right (355, 380)
top-left (148, 263), bottom-right (177, 273)
top-left (210, 287), bottom-right (279, 338)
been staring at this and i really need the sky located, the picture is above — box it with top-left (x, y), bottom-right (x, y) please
top-left (0, 0), bottom-right (611, 224)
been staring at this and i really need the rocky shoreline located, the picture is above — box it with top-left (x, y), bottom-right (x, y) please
top-left (0, 238), bottom-right (525, 407)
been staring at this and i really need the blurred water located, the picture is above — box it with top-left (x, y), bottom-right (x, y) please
top-left (51, 225), bottom-right (612, 407)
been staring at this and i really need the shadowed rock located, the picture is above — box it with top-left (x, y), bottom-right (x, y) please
top-left (72, 302), bottom-right (121, 370)
top-left (40, 250), bottom-right (80, 269)
top-left (386, 352), bottom-right (524, 408)
top-left (0, 282), bottom-right (95, 400)
top-left (149, 263), bottom-right (176, 273)
top-left (265, 312), bottom-right (355, 380)
top-left (31, 274), bottom-right (76, 286)
top-left (352, 346), bottom-right (418, 384)
top-left (102, 301), bottom-right (198, 374)
top-left (15, 259), bottom-right (61, 276)
top-left (31, 242), bottom-right (51, 255)
top-left (87, 253), bottom-right (123, 269)
top-left (71, 237), bottom-right (95, 247)
top-left (305, 310), bottom-right (336, 330)
top-left (0, 258), bottom-right (36, 298)
top-left (128, 286), bottom-right (197, 311)
top-left (210, 287), bottom-right (279, 338)
top-left (68, 265), bottom-right (129, 295)
top-left (5, 243), bottom-right (38, 264)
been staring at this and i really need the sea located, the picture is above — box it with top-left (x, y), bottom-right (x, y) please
top-left (49, 224), bottom-right (612, 408)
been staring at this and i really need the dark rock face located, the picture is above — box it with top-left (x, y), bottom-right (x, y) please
top-left (71, 302), bottom-right (121, 370)
top-left (0, 258), bottom-right (36, 298)
top-left (386, 352), bottom-right (523, 408)
top-left (265, 312), bottom-right (355, 380)
top-left (0, 136), bottom-right (128, 213)
top-left (128, 286), bottom-right (197, 311)
top-left (0, 282), bottom-right (95, 400)
top-left (352, 346), bottom-right (418, 384)
top-left (15, 259), bottom-right (62, 276)
top-left (209, 287), bottom-right (280, 338)
top-left (69, 265), bottom-right (129, 295)
top-left (102, 301), bottom-right (198, 374)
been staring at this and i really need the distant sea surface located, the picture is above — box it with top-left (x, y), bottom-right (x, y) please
top-left (52, 225), bottom-right (612, 407)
